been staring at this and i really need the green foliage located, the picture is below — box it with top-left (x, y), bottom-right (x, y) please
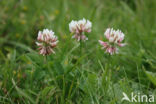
top-left (0, 0), bottom-right (156, 104)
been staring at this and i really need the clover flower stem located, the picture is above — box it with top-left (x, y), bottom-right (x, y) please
top-left (108, 55), bottom-right (118, 104)
top-left (80, 33), bottom-right (83, 70)
top-left (44, 55), bottom-right (47, 64)
top-left (80, 39), bottom-right (82, 56)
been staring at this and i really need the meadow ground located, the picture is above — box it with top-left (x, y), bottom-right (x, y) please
top-left (0, 0), bottom-right (156, 104)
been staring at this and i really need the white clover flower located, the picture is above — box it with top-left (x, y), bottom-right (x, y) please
top-left (104, 28), bottom-right (125, 44)
top-left (99, 28), bottom-right (126, 55)
top-left (36, 29), bottom-right (58, 56)
top-left (69, 20), bottom-right (77, 33)
top-left (69, 18), bottom-right (92, 41)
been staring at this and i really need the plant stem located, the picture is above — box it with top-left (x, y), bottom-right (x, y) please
top-left (44, 55), bottom-right (47, 64)
top-left (80, 39), bottom-right (82, 56)
top-left (80, 34), bottom-right (82, 69)
top-left (108, 55), bottom-right (117, 104)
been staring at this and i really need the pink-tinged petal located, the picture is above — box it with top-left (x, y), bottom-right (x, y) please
top-left (105, 34), bottom-right (110, 40)
top-left (98, 40), bottom-right (104, 45)
top-left (40, 47), bottom-right (46, 55)
top-left (36, 42), bottom-right (42, 46)
top-left (76, 29), bottom-right (79, 34)
top-left (81, 35), bottom-right (88, 41)
top-left (108, 48), bottom-right (112, 53)
top-left (46, 46), bottom-right (55, 55)
top-left (37, 31), bottom-right (42, 41)
top-left (73, 34), bottom-right (80, 41)
top-left (44, 34), bottom-right (48, 41)
top-left (118, 43), bottom-right (126, 47)
top-left (72, 34), bottom-right (88, 41)
top-left (104, 28), bottom-right (111, 39)
top-left (98, 40), bottom-right (108, 48)
top-left (105, 47), bottom-right (117, 55)
top-left (118, 37), bottom-right (124, 42)
top-left (81, 35), bottom-right (85, 40)
top-left (112, 47), bottom-right (116, 53)
top-left (86, 29), bottom-right (91, 33)
top-left (50, 41), bottom-right (58, 47)
top-left (74, 34), bottom-right (80, 41)
top-left (106, 47), bottom-right (111, 53)
top-left (77, 38), bottom-right (80, 41)
top-left (81, 26), bottom-right (85, 31)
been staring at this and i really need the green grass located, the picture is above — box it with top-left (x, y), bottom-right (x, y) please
top-left (0, 0), bottom-right (156, 104)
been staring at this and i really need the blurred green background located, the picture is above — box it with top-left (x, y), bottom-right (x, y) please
top-left (0, 0), bottom-right (156, 104)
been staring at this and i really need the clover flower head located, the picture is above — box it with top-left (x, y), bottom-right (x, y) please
top-left (69, 18), bottom-right (92, 41)
top-left (99, 28), bottom-right (126, 55)
top-left (36, 29), bottom-right (58, 56)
